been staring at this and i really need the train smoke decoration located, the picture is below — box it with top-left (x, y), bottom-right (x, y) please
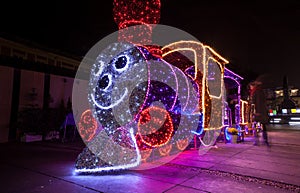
top-left (74, 0), bottom-right (228, 173)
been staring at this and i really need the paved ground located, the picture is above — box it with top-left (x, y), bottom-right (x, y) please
top-left (0, 124), bottom-right (300, 193)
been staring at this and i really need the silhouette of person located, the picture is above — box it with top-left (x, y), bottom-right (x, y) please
top-left (249, 81), bottom-right (270, 146)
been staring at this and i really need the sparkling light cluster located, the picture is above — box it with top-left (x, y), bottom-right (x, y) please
top-left (113, 0), bottom-right (161, 44)
top-left (137, 104), bottom-right (174, 148)
top-left (162, 41), bottom-right (227, 127)
top-left (113, 0), bottom-right (161, 29)
top-left (162, 41), bottom-right (227, 150)
top-left (75, 0), bottom-right (229, 173)
top-left (240, 100), bottom-right (249, 124)
top-left (78, 109), bottom-right (99, 143)
top-left (75, 39), bottom-right (228, 173)
top-left (224, 67), bottom-right (244, 127)
top-left (75, 43), bottom-right (199, 172)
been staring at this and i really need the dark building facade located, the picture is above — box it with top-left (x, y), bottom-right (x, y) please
top-left (0, 37), bottom-right (82, 142)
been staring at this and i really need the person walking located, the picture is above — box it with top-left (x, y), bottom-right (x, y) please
top-left (249, 81), bottom-right (270, 146)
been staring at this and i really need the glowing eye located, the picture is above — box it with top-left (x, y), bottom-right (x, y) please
top-left (98, 75), bottom-right (110, 90)
top-left (114, 55), bottom-right (128, 70)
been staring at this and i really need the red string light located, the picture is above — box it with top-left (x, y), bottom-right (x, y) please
top-left (158, 144), bottom-right (173, 156)
top-left (137, 106), bottom-right (174, 148)
top-left (176, 138), bottom-right (189, 151)
top-left (113, 0), bottom-right (161, 29)
top-left (78, 109), bottom-right (99, 142)
top-left (140, 149), bottom-right (153, 162)
top-left (113, 0), bottom-right (161, 45)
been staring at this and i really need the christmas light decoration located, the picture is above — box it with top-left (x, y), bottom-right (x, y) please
top-left (75, 40), bottom-right (228, 172)
top-left (162, 41), bottom-right (227, 151)
top-left (74, 0), bottom-right (230, 173)
top-left (176, 138), bottom-right (189, 151)
top-left (140, 149), bottom-right (152, 162)
top-left (75, 41), bottom-right (200, 173)
top-left (158, 144), bottom-right (173, 156)
top-left (162, 41), bottom-right (227, 128)
top-left (113, 0), bottom-right (161, 29)
top-left (240, 100), bottom-right (248, 124)
top-left (137, 106), bottom-right (174, 148)
top-left (113, 0), bottom-right (161, 44)
top-left (78, 109), bottom-right (99, 143)
top-left (224, 68), bottom-right (244, 127)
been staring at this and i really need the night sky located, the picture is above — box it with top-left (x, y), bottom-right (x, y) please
top-left (1, 0), bottom-right (300, 88)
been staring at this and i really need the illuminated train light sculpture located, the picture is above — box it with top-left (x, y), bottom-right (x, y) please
top-left (74, 0), bottom-right (228, 173)
top-left (74, 41), bottom-right (228, 173)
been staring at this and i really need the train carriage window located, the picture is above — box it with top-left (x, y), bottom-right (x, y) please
top-left (207, 58), bottom-right (222, 97)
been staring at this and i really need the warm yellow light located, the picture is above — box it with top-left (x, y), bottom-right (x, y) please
top-left (240, 100), bottom-right (248, 124)
top-left (162, 40), bottom-right (227, 150)
top-left (204, 45), bottom-right (229, 64)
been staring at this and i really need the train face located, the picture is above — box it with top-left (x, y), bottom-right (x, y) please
top-left (75, 41), bottom-right (225, 173)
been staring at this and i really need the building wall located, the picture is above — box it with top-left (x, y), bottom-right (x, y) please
top-left (72, 78), bottom-right (89, 122)
top-left (19, 70), bottom-right (44, 110)
top-left (0, 68), bottom-right (75, 142)
top-left (49, 75), bottom-right (74, 109)
top-left (0, 66), bottom-right (13, 142)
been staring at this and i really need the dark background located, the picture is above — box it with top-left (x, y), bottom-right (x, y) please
top-left (1, 0), bottom-right (299, 88)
